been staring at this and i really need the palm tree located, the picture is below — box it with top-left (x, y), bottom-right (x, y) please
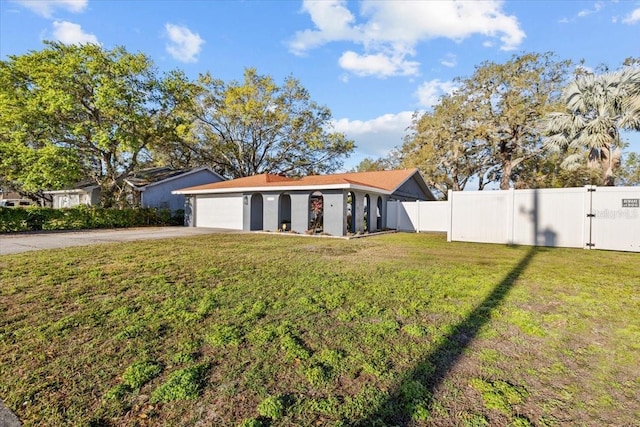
top-left (544, 67), bottom-right (640, 185)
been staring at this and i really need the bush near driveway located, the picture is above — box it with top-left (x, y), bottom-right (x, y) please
top-left (0, 205), bottom-right (184, 232)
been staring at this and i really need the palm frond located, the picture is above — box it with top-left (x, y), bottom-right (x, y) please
top-left (560, 152), bottom-right (586, 170)
top-left (543, 133), bottom-right (569, 149)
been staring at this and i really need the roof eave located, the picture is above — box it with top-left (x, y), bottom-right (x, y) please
top-left (172, 182), bottom-right (393, 195)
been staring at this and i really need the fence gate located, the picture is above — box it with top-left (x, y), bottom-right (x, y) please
top-left (587, 186), bottom-right (640, 252)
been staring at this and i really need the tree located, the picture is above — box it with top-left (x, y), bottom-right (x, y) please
top-left (0, 41), bottom-right (190, 206)
top-left (400, 95), bottom-right (492, 199)
top-left (399, 53), bottom-right (571, 194)
top-left (617, 151), bottom-right (640, 186)
top-left (458, 52), bottom-right (572, 190)
top-left (352, 154), bottom-right (399, 172)
top-left (544, 66), bottom-right (640, 185)
top-left (184, 68), bottom-right (354, 178)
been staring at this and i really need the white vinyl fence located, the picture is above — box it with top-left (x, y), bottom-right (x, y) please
top-left (387, 186), bottom-right (640, 252)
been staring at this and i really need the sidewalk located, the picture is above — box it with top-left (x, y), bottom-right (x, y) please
top-left (0, 399), bottom-right (20, 427)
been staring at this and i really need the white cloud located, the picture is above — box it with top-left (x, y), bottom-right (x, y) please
top-left (577, 1), bottom-right (604, 17)
top-left (289, 0), bottom-right (525, 78)
top-left (12, 0), bottom-right (87, 18)
top-left (332, 111), bottom-right (415, 158)
top-left (440, 53), bottom-right (457, 68)
top-left (289, 0), bottom-right (359, 55)
top-left (622, 8), bottom-right (640, 24)
top-left (415, 79), bottom-right (457, 108)
top-left (164, 23), bottom-right (205, 63)
top-left (338, 50), bottom-right (419, 78)
top-left (52, 20), bottom-right (98, 44)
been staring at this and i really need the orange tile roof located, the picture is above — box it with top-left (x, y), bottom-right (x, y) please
top-left (177, 168), bottom-right (420, 193)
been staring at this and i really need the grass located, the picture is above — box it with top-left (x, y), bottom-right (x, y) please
top-left (0, 232), bottom-right (638, 426)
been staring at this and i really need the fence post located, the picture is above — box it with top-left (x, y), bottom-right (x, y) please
top-left (447, 190), bottom-right (453, 242)
top-left (507, 188), bottom-right (515, 245)
top-left (583, 185), bottom-right (596, 249)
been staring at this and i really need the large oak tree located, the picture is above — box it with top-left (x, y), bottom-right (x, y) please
top-left (181, 68), bottom-right (354, 178)
top-left (399, 53), bottom-right (572, 193)
top-left (0, 41), bottom-right (190, 206)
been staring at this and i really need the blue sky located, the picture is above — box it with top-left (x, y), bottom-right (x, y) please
top-left (1, 0), bottom-right (639, 176)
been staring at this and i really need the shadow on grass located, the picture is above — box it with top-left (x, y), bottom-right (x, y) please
top-left (356, 246), bottom-right (538, 426)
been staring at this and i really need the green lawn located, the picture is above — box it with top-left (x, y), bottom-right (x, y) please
top-left (0, 233), bottom-right (638, 426)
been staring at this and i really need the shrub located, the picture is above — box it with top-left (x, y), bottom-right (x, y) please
top-left (150, 364), bottom-right (209, 403)
top-left (0, 205), bottom-right (184, 233)
top-left (0, 207), bottom-right (28, 232)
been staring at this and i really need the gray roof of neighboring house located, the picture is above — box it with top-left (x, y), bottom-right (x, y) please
top-left (45, 167), bottom-right (225, 194)
top-left (124, 166), bottom-right (224, 190)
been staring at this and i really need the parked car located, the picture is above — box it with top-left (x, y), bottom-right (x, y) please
top-left (0, 199), bottom-right (35, 207)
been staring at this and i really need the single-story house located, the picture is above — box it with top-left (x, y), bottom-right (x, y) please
top-left (173, 168), bottom-right (435, 236)
top-left (45, 180), bottom-right (101, 209)
top-left (45, 167), bottom-right (225, 210)
top-left (124, 166), bottom-right (224, 212)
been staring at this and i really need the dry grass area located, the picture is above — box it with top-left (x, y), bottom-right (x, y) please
top-left (0, 232), bottom-right (638, 426)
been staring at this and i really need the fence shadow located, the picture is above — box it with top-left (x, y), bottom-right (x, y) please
top-left (356, 246), bottom-right (538, 426)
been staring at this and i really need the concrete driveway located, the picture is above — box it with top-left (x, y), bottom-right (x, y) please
top-left (0, 227), bottom-right (235, 255)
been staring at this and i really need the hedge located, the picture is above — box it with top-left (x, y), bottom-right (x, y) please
top-left (0, 205), bottom-right (184, 233)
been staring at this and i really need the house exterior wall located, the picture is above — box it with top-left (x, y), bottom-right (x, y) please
top-left (322, 190), bottom-right (346, 236)
top-left (345, 191), bottom-right (389, 233)
top-left (243, 194), bottom-right (251, 230)
top-left (393, 177), bottom-right (434, 201)
top-left (290, 193), bottom-right (310, 233)
top-left (142, 170), bottom-right (223, 212)
top-left (51, 189), bottom-right (99, 208)
top-left (185, 196), bottom-right (195, 226)
top-left (238, 189), bottom-right (352, 235)
top-left (262, 192), bottom-right (281, 231)
top-left (89, 189), bottom-right (101, 205)
top-left (240, 190), bottom-right (345, 235)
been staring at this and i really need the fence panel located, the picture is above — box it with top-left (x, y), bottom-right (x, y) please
top-left (398, 201), bottom-right (419, 231)
top-left (417, 201), bottom-right (450, 232)
top-left (449, 190), bottom-right (512, 244)
top-left (386, 201), bottom-right (398, 230)
top-left (590, 187), bottom-right (640, 252)
top-left (511, 188), bottom-right (587, 247)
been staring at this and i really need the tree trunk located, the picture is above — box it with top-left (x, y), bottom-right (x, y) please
top-left (500, 161), bottom-right (512, 190)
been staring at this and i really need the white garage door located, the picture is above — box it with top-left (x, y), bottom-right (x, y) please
top-left (195, 195), bottom-right (243, 229)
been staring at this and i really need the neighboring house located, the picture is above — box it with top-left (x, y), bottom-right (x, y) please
top-left (45, 180), bottom-right (101, 209)
top-left (45, 167), bottom-right (225, 210)
top-left (173, 168), bottom-right (435, 236)
top-left (124, 166), bottom-right (225, 212)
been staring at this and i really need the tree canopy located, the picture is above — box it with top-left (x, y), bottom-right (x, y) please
top-left (399, 53), bottom-right (572, 195)
top-left (2, 43), bottom-right (638, 206)
top-left (175, 68), bottom-right (354, 178)
top-left (400, 94), bottom-right (491, 198)
top-left (544, 66), bottom-right (640, 185)
top-left (0, 42), bottom-right (192, 205)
